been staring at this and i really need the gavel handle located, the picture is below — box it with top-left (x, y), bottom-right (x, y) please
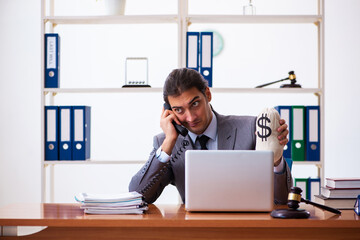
top-left (301, 198), bottom-right (341, 214)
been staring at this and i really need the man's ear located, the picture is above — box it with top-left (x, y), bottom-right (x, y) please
top-left (205, 87), bottom-right (212, 102)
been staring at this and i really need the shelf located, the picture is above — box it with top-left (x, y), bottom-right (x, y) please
top-left (43, 15), bottom-right (322, 25)
top-left (187, 15), bottom-right (322, 24)
top-left (292, 161), bottom-right (322, 166)
top-left (44, 15), bottom-right (178, 25)
top-left (210, 88), bottom-right (322, 94)
top-left (43, 160), bottom-right (321, 166)
top-left (44, 87), bottom-right (162, 94)
top-left (43, 87), bottom-right (322, 94)
top-left (44, 160), bottom-right (146, 166)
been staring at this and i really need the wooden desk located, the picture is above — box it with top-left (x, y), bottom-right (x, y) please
top-left (0, 203), bottom-right (359, 240)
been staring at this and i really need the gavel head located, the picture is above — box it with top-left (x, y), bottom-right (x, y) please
top-left (287, 186), bottom-right (303, 210)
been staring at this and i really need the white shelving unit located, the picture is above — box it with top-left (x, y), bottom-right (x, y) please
top-left (41, 0), bottom-right (325, 202)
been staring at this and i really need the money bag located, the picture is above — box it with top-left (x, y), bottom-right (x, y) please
top-left (255, 107), bottom-right (283, 163)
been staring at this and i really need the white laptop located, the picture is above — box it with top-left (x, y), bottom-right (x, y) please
top-left (185, 150), bottom-right (274, 212)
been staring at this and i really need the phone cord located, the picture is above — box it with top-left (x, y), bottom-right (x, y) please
top-left (140, 140), bottom-right (189, 196)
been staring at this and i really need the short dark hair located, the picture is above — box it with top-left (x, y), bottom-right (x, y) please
top-left (163, 68), bottom-right (208, 103)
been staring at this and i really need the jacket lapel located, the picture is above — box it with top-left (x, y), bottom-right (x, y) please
top-left (215, 111), bottom-right (237, 150)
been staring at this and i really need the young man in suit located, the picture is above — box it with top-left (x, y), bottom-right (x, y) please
top-left (129, 68), bottom-right (292, 204)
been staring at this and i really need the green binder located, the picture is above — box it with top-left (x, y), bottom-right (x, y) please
top-left (294, 178), bottom-right (309, 200)
top-left (291, 106), bottom-right (305, 161)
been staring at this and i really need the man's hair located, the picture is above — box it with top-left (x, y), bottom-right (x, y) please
top-left (163, 68), bottom-right (208, 103)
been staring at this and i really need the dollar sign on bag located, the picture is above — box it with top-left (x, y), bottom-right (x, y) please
top-left (257, 113), bottom-right (272, 141)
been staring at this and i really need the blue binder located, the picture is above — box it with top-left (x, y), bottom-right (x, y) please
top-left (307, 177), bottom-right (321, 201)
top-left (274, 105), bottom-right (292, 159)
top-left (45, 33), bottom-right (60, 88)
top-left (200, 32), bottom-right (213, 87)
top-left (186, 32), bottom-right (200, 71)
top-left (45, 106), bottom-right (59, 160)
top-left (72, 106), bottom-right (91, 160)
top-left (59, 106), bottom-right (73, 160)
top-left (306, 106), bottom-right (320, 161)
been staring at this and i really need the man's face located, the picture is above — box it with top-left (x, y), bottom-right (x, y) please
top-left (168, 87), bottom-right (212, 135)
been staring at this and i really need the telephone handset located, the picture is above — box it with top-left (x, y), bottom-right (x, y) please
top-left (163, 102), bottom-right (188, 137)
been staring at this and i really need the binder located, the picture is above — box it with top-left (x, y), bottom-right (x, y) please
top-left (59, 106), bottom-right (73, 160)
top-left (45, 33), bottom-right (60, 88)
top-left (306, 106), bottom-right (320, 161)
top-left (45, 106), bottom-right (59, 160)
top-left (294, 178), bottom-right (308, 200)
top-left (274, 106), bottom-right (292, 159)
top-left (186, 32), bottom-right (200, 71)
top-left (200, 32), bottom-right (213, 87)
top-left (291, 106), bottom-right (305, 161)
top-left (307, 177), bottom-right (321, 201)
top-left (72, 106), bottom-right (91, 160)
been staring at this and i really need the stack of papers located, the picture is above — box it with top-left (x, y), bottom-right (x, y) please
top-left (75, 191), bottom-right (148, 214)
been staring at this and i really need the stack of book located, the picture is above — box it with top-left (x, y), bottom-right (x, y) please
top-left (75, 191), bottom-right (148, 214)
top-left (314, 178), bottom-right (360, 209)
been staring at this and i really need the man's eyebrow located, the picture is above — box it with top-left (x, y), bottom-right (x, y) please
top-left (188, 96), bottom-right (200, 105)
top-left (172, 96), bottom-right (200, 109)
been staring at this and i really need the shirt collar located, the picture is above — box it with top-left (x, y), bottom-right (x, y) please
top-left (188, 111), bottom-right (217, 144)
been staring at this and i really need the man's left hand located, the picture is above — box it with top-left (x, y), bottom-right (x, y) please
top-left (277, 119), bottom-right (289, 146)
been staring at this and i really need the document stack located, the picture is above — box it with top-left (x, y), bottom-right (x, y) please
top-left (75, 191), bottom-right (148, 214)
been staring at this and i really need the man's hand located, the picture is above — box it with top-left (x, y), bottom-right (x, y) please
top-left (273, 119), bottom-right (289, 166)
top-left (160, 106), bottom-right (181, 155)
top-left (277, 119), bottom-right (289, 146)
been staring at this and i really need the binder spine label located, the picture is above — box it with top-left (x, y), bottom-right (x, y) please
top-left (45, 33), bottom-right (60, 88)
top-left (46, 37), bottom-right (57, 69)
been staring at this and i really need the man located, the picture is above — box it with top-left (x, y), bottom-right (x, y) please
top-left (129, 68), bottom-right (292, 204)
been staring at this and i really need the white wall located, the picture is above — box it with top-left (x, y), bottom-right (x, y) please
top-left (324, 0), bottom-right (360, 177)
top-left (0, 0), bottom-right (359, 207)
top-left (0, 0), bottom-right (41, 206)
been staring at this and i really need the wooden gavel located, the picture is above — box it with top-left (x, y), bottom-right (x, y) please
top-left (288, 186), bottom-right (341, 214)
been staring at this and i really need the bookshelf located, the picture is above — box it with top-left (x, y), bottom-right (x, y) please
top-left (41, 0), bottom-right (325, 203)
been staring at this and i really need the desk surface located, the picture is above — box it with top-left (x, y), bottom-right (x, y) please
top-left (0, 203), bottom-right (359, 228)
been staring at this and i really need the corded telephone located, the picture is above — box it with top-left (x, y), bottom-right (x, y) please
top-left (139, 104), bottom-right (190, 199)
top-left (163, 102), bottom-right (188, 137)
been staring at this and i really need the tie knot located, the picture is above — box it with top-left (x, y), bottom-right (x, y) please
top-left (197, 135), bottom-right (209, 150)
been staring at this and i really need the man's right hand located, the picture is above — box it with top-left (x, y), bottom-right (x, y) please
top-left (160, 106), bottom-right (180, 155)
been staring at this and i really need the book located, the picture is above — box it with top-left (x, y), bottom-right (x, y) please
top-left (314, 194), bottom-right (356, 210)
top-left (326, 178), bottom-right (360, 189)
top-left (75, 191), bottom-right (147, 214)
top-left (321, 186), bottom-right (360, 198)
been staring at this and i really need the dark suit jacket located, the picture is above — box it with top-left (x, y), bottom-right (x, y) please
top-left (129, 111), bottom-right (293, 204)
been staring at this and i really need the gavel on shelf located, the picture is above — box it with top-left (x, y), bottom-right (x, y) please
top-left (271, 186), bottom-right (341, 219)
